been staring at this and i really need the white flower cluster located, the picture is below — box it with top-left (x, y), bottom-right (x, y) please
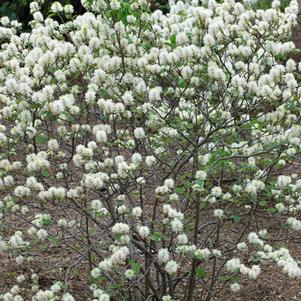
top-left (0, 0), bottom-right (301, 299)
top-left (226, 258), bottom-right (261, 279)
top-left (93, 246), bottom-right (130, 276)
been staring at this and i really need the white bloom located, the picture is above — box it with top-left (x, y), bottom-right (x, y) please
top-left (155, 185), bottom-right (169, 195)
top-left (171, 219), bottom-right (183, 233)
top-left (132, 153), bottom-right (142, 165)
top-left (148, 87), bottom-right (162, 101)
top-left (33, 12), bottom-right (44, 22)
top-left (37, 229), bottom-right (48, 241)
top-left (91, 267), bottom-right (101, 278)
top-left (0, 16), bottom-right (9, 26)
top-left (211, 186), bottom-right (222, 197)
top-left (48, 139), bottom-right (59, 151)
top-left (158, 248), bottom-right (170, 263)
top-left (51, 282), bottom-right (62, 293)
top-left (169, 193), bottom-right (179, 202)
top-left (230, 283), bottom-right (240, 293)
top-left (164, 178), bottom-right (175, 189)
top-left (110, 246), bottom-right (129, 265)
top-left (275, 202), bottom-right (285, 212)
top-left (112, 223), bottom-right (130, 235)
top-left (16, 275), bottom-right (25, 283)
top-left (226, 258), bottom-right (241, 273)
top-left (98, 259), bottom-right (113, 272)
top-left (248, 232), bottom-right (263, 246)
top-left (98, 294), bottom-right (110, 301)
top-left (213, 209), bottom-right (224, 218)
top-left (196, 170), bottom-right (207, 180)
top-left (195, 248), bottom-right (211, 261)
top-left (125, 269), bottom-right (135, 279)
top-left (64, 4), bottom-right (74, 14)
top-left (136, 176), bottom-right (146, 185)
top-left (62, 293), bottom-right (75, 301)
top-left (96, 130), bottom-right (108, 143)
top-left (15, 255), bottom-right (24, 265)
top-left (164, 260), bottom-right (179, 275)
top-left (134, 127), bottom-right (145, 139)
top-left (248, 157), bottom-right (256, 167)
top-left (132, 207), bottom-right (142, 218)
top-left (248, 265), bottom-right (261, 279)
top-left (138, 226), bottom-right (150, 239)
top-left (212, 249), bottom-right (222, 257)
top-left (145, 155), bottom-right (156, 167)
top-left (110, 0), bottom-right (121, 10)
top-left (50, 100), bottom-right (65, 114)
top-left (58, 219), bottom-right (68, 227)
top-left (237, 242), bottom-right (247, 251)
top-left (177, 234), bottom-right (188, 245)
top-left (51, 1), bottom-right (64, 13)
top-left (277, 175), bottom-right (291, 188)
top-left (287, 217), bottom-right (301, 231)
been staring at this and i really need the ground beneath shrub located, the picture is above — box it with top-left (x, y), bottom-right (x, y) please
top-left (219, 6), bottom-right (301, 300)
top-left (2, 3), bottom-right (301, 301)
top-left (219, 258), bottom-right (301, 301)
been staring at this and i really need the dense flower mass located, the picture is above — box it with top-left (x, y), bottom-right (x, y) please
top-left (0, 0), bottom-right (301, 300)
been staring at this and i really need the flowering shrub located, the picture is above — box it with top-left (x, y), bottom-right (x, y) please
top-left (0, 0), bottom-right (301, 300)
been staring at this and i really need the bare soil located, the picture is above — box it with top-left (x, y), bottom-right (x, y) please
top-left (2, 3), bottom-right (301, 300)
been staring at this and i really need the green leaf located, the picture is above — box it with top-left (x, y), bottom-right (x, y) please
top-left (195, 179), bottom-right (204, 189)
top-left (42, 111), bottom-right (53, 119)
top-left (231, 215), bottom-right (241, 222)
top-left (111, 283), bottom-right (122, 289)
top-left (36, 134), bottom-right (47, 144)
top-left (128, 259), bottom-right (142, 275)
top-left (218, 275), bottom-right (230, 282)
top-left (258, 200), bottom-right (268, 207)
top-left (41, 169), bottom-right (50, 177)
top-left (42, 218), bottom-right (52, 226)
top-left (62, 111), bottom-right (74, 122)
top-left (196, 267), bottom-right (207, 279)
top-left (231, 275), bottom-right (239, 283)
top-left (178, 79), bottom-right (186, 88)
top-left (200, 202), bottom-right (208, 209)
top-left (267, 207), bottom-right (277, 214)
top-left (169, 34), bottom-right (176, 48)
top-left (252, 255), bottom-right (262, 264)
top-left (175, 187), bottom-right (185, 194)
top-left (99, 89), bottom-right (106, 97)
top-left (48, 235), bottom-right (61, 246)
top-left (150, 232), bottom-right (167, 242)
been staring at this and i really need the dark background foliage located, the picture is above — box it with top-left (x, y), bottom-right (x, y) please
top-left (0, 0), bottom-right (291, 29)
top-left (0, 0), bottom-right (86, 28)
top-left (0, 0), bottom-right (171, 29)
